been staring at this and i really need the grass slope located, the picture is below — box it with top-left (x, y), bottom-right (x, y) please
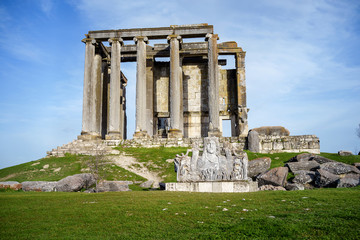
top-left (1, 149), bottom-right (359, 185)
top-left (1, 188), bottom-right (359, 239)
top-left (0, 154), bottom-right (145, 183)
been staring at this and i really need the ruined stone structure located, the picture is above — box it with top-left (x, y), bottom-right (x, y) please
top-left (78, 24), bottom-right (248, 140)
top-left (47, 24), bottom-right (320, 158)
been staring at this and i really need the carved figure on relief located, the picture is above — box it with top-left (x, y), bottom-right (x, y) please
top-left (174, 137), bottom-right (249, 182)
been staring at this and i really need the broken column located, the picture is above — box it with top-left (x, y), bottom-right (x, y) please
top-left (167, 35), bottom-right (183, 138)
top-left (106, 37), bottom-right (123, 140)
top-left (133, 36), bottom-right (149, 138)
top-left (206, 33), bottom-right (221, 137)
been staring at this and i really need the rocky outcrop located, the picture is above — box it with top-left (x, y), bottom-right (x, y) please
top-left (55, 173), bottom-right (96, 192)
top-left (0, 181), bottom-right (22, 190)
top-left (247, 157), bottom-right (271, 178)
top-left (285, 161), bottom-right (320, 172)
top-left (285, 183), bottom-right (304, 191)
top-left (259, 185), bottom-right (286, 191)
top-left (140, 180), bottom-right (154, 188)
top-left (257, 167), bottom-right (288, 187)
top-left (338, 150), bottom-right (353, 156)
top-left (22, 181), bottom-right (57, 192)
top-left (337, 174), bottom-right (360, 188)
top-left (96, 181), bottom-right (131, 192)
top-left (314, 169), bottom-right (340, 188)
top-left (319, 162), bottom-right (360, 175)
top-left (292, 170), bottom-right (316, 184)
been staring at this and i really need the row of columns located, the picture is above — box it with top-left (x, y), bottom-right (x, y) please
top-left (81, 33), bottom-right (222, 140)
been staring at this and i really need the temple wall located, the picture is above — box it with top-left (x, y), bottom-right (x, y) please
top-left (153, 61), bottom-right (237, 138)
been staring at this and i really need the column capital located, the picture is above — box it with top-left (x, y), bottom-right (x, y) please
top-left (108, 37), bottom-right (124, 46)
top-left (167, 34), bottom-right (182, 43)
top-left (82, 38), bottom-right (96, 44)
top-left (205, 33), bottom-right (219, 41)
top-left (133, 36), bottom-right (148, 44)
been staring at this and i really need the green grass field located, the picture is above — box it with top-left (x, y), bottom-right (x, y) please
top-left (1, 187), bottom-right (359, 239)
top-left (1, 149), bottom-right (360, 239)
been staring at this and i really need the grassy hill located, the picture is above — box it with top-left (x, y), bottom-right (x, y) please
top-left (1, 147), bottom-right (359, 185)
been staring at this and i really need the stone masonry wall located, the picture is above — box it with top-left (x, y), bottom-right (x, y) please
top-left (258, 135), bottom-right (320, 154)
top-left (47, 135), bottom-right (319, 157)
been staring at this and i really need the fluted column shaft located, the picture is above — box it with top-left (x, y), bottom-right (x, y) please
top-left (167, 35), bottom-right (183, 138)
top-left (107, 37), bottom-right (123, 139)
top-left (80, 38), bottom-right (95, 136)
top-left (206, 33), bottom-right (221, 137)
top-left (134, 36), bottom-right (148, 135)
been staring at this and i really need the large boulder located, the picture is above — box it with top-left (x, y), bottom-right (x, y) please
top-left (292, 170), bottom-right (316, 184)
top-left (96, 181), bottom-right (131, 192)
top-left (257, 167), bottom-right (288, 187)
top-left (288, 153), bottom-right (314, 162)
top-left (337, 174), bottom-right (360, 188)
top-left (251, 126), bottom-right (290, 136)
top-left (285, 183), bottom-right (304, 191)
top-left (259, 185), bottom-right (286, 191)
top-left (140, 180), bottom-right (154, 188)
top-left (354, 163), bottom-right (360, 170)
top-left (286, 161), bottom-right (320, 172)
top-left (55, 173), bottom-right (96, 192)
top-left (319, 162), bottom-right (360, 175)
top-left (312, 155), bottom-right (334, 164)
top-left (314, 169), bottom-right (340, 188)
top-left (247, 130), bottom-right (260, 152)
top-left (248, 157), bottom-right (271, 178)
top-left (0, 181), bottom-right (22, 190)
top-left (22, 181), bottom-right (57, 192)
top-left (338, 150), bottom-right (353, 156)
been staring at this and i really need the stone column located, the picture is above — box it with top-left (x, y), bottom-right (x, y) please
top-left (133, 36), bottom-right (149, 138)
top-left (79, 38), bottom-right (100, 140)
top-left (167, 35), bottom-right (183, 138)
top-left (235, 52), bottom-right (249, 137)
top-left (206, 33), bottom-right (221, 137)
top-left (106, 37), bottom-right (123, 140)
top-left (89, 53), bottom-right (102, 138)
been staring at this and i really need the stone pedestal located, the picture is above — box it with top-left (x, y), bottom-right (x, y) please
top-left (165, 181), bottom-right (258, 193)
top-left (133, 130), bottom-right (150, 139)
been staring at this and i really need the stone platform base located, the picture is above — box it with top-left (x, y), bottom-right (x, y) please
top-left (165, 181), bottom-right (258, 193)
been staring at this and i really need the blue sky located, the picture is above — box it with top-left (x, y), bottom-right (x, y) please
top-left (1, 0), bottom-right (359, 169)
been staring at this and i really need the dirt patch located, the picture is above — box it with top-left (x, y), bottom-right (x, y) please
top-left (108, 154), bottom-right (162, 188)
top-left (0, 173), bottom-right (18, 181)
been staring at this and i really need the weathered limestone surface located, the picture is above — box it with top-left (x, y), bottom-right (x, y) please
top-left (166, 181), bottom-right (258, 193)
top-left (247, 157), bottom-right (271, 178)
top-left (107, 38), bottom-right (122, 139)
top-left (134, 36), bottom-right (149, 138)
top-left (0, 181), bottom-right (22, 190)
top-left (257, 167), bottom-right (288, 187)
top-left (22, 181), bottom-right (57, 192)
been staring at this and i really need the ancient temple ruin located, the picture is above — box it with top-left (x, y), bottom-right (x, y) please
top-left (47, 24), bottom-right (320, 158)
top-left (78, 24), bottom-right (248, 140)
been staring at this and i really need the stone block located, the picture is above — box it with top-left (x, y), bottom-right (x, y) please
top-left (198, 182), bottom-right (212, 192)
